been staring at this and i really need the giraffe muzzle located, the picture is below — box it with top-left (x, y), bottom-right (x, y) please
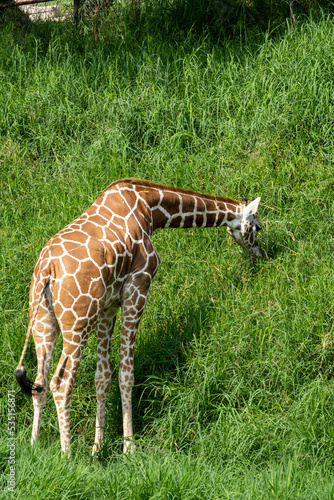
top-left (251, 246), bottom-right (262, 259)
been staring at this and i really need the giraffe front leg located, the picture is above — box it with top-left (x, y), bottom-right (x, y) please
top-left (120, 278), bottom-right (151, 454)
top-left (119, 355), bottom-right (135, 454)
top-left (92, 306), bottom-right (118, 456)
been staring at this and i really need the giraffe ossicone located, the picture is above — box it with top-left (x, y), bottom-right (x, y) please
top-left (15, 178), bottom-right (262, 455)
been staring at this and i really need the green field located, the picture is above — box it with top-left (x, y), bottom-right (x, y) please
top-left (1, 5), bottom-right (334, 498)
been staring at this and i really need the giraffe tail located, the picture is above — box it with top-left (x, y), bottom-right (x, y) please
top-left (15, 366), bottom-right (40, 395)
top-left (15, 277), bottom-right (51, 396)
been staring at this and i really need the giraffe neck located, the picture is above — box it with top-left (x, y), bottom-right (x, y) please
top-left (133, 180), bottom-right (242, 231)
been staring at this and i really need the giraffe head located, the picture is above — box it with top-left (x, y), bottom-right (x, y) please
top-left (227, 197), bottom-right (262, 259)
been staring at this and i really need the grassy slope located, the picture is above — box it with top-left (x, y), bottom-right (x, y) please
top-left (1, 11), bottom-right (334, 498)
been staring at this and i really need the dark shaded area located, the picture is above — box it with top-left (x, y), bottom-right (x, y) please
top-left (93, 299), bottom-right (219, 458)
top-left (1, 0), bottom-right (333, 48)
top-left (0, 0), bottom-right (30, 25)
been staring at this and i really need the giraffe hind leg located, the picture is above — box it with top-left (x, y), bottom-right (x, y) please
top-left (31, 304), bottom-right (60, 445)
top-left (15, 278), bottom-right (60, 446)
top-left (50, 327), bottom-right (92, 454)
top-left (50, 272), bottom-right (108, 454)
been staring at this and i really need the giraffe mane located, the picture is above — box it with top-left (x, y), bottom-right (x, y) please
top-left (103, 178), bottom-right (239, 205)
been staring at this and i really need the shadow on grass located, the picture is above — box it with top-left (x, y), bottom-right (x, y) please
top-left (3, 0), bottom-right (332, 58)
top-left (91, 297), bottom-right (217, 457)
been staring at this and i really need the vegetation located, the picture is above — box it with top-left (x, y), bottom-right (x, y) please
top-left (1, 4), bottom-right (334, 498)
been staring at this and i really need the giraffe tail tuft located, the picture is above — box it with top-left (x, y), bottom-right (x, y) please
top-left (15, 366), bottom-right (43, 396)
top-left (15, 275), bottom-right (51, 396)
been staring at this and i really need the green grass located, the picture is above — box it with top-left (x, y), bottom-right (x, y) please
top-left (2, 8), bottom-right (334, 498)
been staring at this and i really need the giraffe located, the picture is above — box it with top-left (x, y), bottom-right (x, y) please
top-left (15, 178), bottom-right (262, 455)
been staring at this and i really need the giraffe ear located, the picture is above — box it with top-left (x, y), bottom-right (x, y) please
top-left (243, 197), bottom-right (261, 218)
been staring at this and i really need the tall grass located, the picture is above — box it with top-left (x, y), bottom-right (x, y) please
top-left (1, 9), bottom-right (334, 498)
